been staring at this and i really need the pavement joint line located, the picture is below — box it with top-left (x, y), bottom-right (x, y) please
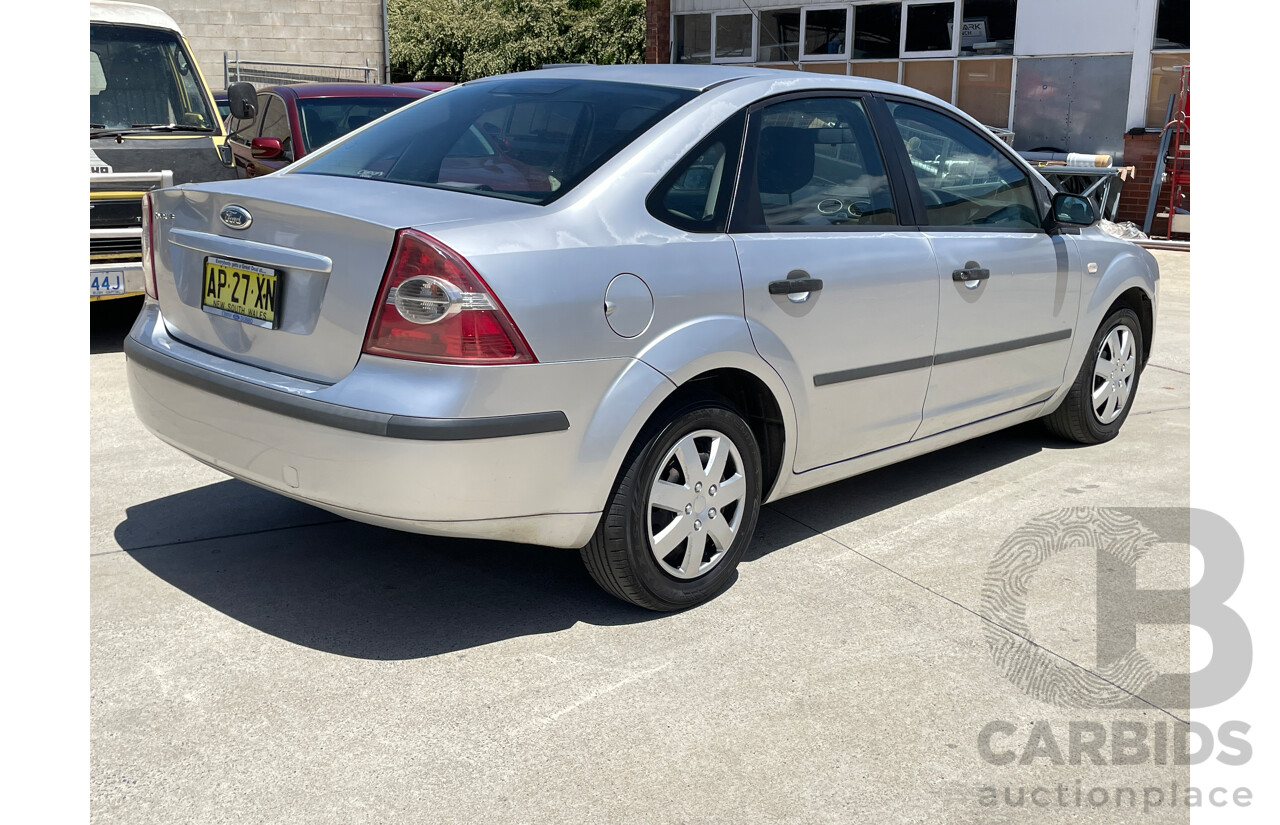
top-left (90, 517), bottom-right (348, 557)
top-left (1131, 406), bottom-right (1191, 417)
top-left (764, 505), bottom-right (1192, 726)
top-left (1148, 362), bottom-right (1190, 376)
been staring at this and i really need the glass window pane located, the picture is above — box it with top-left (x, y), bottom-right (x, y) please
top-left (803, 9), bottom-right (849, 58)
top-left (853, 3), bottom-right (901, 59)
top-left (297, 97), bottom-right (419, 153)
top-left (715, 14), bottom-right (754, 60)
top-left (743, 97), bottom-right (897, 230)
top-left (905, 2), bottom-right (955, 52)
top-left (297, 80), bottom-right (695, 206)
top-left (888, 100), bottom-right (1040, 229)
top-left (1147, 52), bottom-right (1190, 127)
top-left (89, 23), bottom-right (217, 130)
top-left (648, 114), bottom-right (745, 233)
top-left (758, 8), bottom-right (801, 63)
top-left (674, 14), bottom-right (711, 64)
top-left (1155, 0), bottom-right (1189, 49)
top-left (960, 0), bottom-right (1016, 55)
top-left (259, 96), bottom-right (290, 143)
top-left (955, 58), bottom-right (1012, 128)
top-left (903, 59), bottom-right (953, 101)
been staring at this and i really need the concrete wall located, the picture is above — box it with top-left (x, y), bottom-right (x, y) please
top-left (149, 0), bottom-right (387, 90)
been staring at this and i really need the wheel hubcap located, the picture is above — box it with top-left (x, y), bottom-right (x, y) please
top-left (646, 429), bottom-right (746, 580)
top-left (1091, 324), bottom-right (1136, 424)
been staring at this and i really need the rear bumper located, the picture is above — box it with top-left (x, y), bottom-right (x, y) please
top-left (124, 303), bottom-right (614, 548)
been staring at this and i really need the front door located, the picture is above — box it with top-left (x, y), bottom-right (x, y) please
top-left (882, 98), bottom-right (1081, 437)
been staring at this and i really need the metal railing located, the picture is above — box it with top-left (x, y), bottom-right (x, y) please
top-left (224, 52), bottom-right (379, 88)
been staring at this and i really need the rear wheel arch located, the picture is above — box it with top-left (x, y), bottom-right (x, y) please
top-left (580, 368), bottom-right (785, 610)
top-left (652, 368), bottom-right (787, 502)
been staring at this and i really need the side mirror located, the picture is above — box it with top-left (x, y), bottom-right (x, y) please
top-left (1046, 192), bottom-right (1096, 235)
top-left (227, 82), bottom-right (257, 121)
top-left (250, 137), bottom-right (283, 160)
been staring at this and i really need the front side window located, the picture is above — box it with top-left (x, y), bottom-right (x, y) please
top-left (735, 97), bottom-right (897, 231)
top-left (89, 24), bottom-right (216, 132)
top-left (295, 79), bottom-right (695, 205)
top-left (888, 100), bottom-right (1040, 229)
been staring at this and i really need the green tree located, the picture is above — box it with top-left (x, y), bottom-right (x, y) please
top-left (389, 0), bottom-right (645, 83)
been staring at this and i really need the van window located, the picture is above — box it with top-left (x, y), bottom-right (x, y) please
top-left (89, 23), bottom-right (216, 131)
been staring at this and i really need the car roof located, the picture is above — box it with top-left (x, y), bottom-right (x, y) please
top-left (397, 81), bottom-right (454, 92)
top-left (466, 64), bottom-right (917, 96)
top-left (263, 84), bottom-right (430, 100)
top-left (90, 1), bottom-right (182, 32)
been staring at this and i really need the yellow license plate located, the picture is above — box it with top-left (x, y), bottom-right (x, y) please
top-left (202, 256), bottom-right (279, 328)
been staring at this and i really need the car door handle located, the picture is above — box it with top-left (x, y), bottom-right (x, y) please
top-left (951, 263), bottom-right (990, 282)
top-left (768, 278), bottom-right (824, 295)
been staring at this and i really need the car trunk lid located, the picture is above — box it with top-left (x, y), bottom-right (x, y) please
top-left (151, 174), bottom-right (541, 383)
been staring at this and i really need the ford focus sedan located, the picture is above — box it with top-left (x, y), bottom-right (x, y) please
top-left (127, 65), bottom-right (1158, 611)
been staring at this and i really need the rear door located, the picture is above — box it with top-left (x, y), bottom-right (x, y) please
top-left (730, 94), bottom-right (939, 472)
top-left (880, 97), bottom-right (1080, 438)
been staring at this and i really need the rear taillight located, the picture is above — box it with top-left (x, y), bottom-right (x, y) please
top-left (363, 229), bottom-right (535, 365)
top-left (140, 192), bottom-right (158, 299)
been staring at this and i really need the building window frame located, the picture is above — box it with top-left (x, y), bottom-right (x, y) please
top-left (800, 5), bottom-right (853, 63)
top-left (713, 11), bottom-right (759, 64)
top-left (900, 0), bottom-right (961, 59)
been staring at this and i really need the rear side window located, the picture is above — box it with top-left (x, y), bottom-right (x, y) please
top-left (294, 79), bottom-right (696, 205)
top-left (647, 112), bottom-right (745, 233)
top-left (887, 100), bottom-right (1041, 229)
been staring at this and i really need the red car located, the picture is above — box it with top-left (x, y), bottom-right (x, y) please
top-left (226, 83), bottom-right (430, 178)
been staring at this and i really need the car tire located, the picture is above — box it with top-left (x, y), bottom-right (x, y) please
top-left (580, 400), bottom-right (763, 611)
top-left (1044, 307), bottom-right (1144, 444)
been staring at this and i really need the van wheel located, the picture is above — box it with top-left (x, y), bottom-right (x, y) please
top-left (1045, 307), bottom-right (1144, 444)
top-left (580, 402), bottom-right (762, 611)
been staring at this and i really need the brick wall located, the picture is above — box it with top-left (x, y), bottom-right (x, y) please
top-left (1115, 130), bottom-right (1190, 237)
top-left (646, 0), bottom-right (671, 64)
top-left (151, 1), bottom-right (386, 90)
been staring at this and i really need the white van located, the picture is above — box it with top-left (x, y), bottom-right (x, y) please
top-left (90, 1), bottom-right (235, 300)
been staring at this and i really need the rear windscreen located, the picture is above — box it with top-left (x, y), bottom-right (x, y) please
top-left (293, 79), bottom-right (697, 205)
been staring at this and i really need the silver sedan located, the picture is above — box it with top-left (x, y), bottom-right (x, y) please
top-left (127, 65), bottom-right (1158, 610)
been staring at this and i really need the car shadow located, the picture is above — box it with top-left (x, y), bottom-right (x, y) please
top-left (118, 480), bottom-right (664, 661)
top-left (117, 422), bottom-right (1056, 660)
top-left (91, 296), bottom-right (143, 354)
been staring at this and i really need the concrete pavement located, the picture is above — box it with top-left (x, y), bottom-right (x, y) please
top-left (91, 250), bottom-right (1193, 824)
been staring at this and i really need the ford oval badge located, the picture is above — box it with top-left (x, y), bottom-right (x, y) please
top-left (220, 204), bottom-right (252, 230)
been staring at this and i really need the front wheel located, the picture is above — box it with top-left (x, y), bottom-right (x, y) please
top-left (1045, 307), bottom-right (1144, 444)
top-left (580, 402), bottom-right (763, 611)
